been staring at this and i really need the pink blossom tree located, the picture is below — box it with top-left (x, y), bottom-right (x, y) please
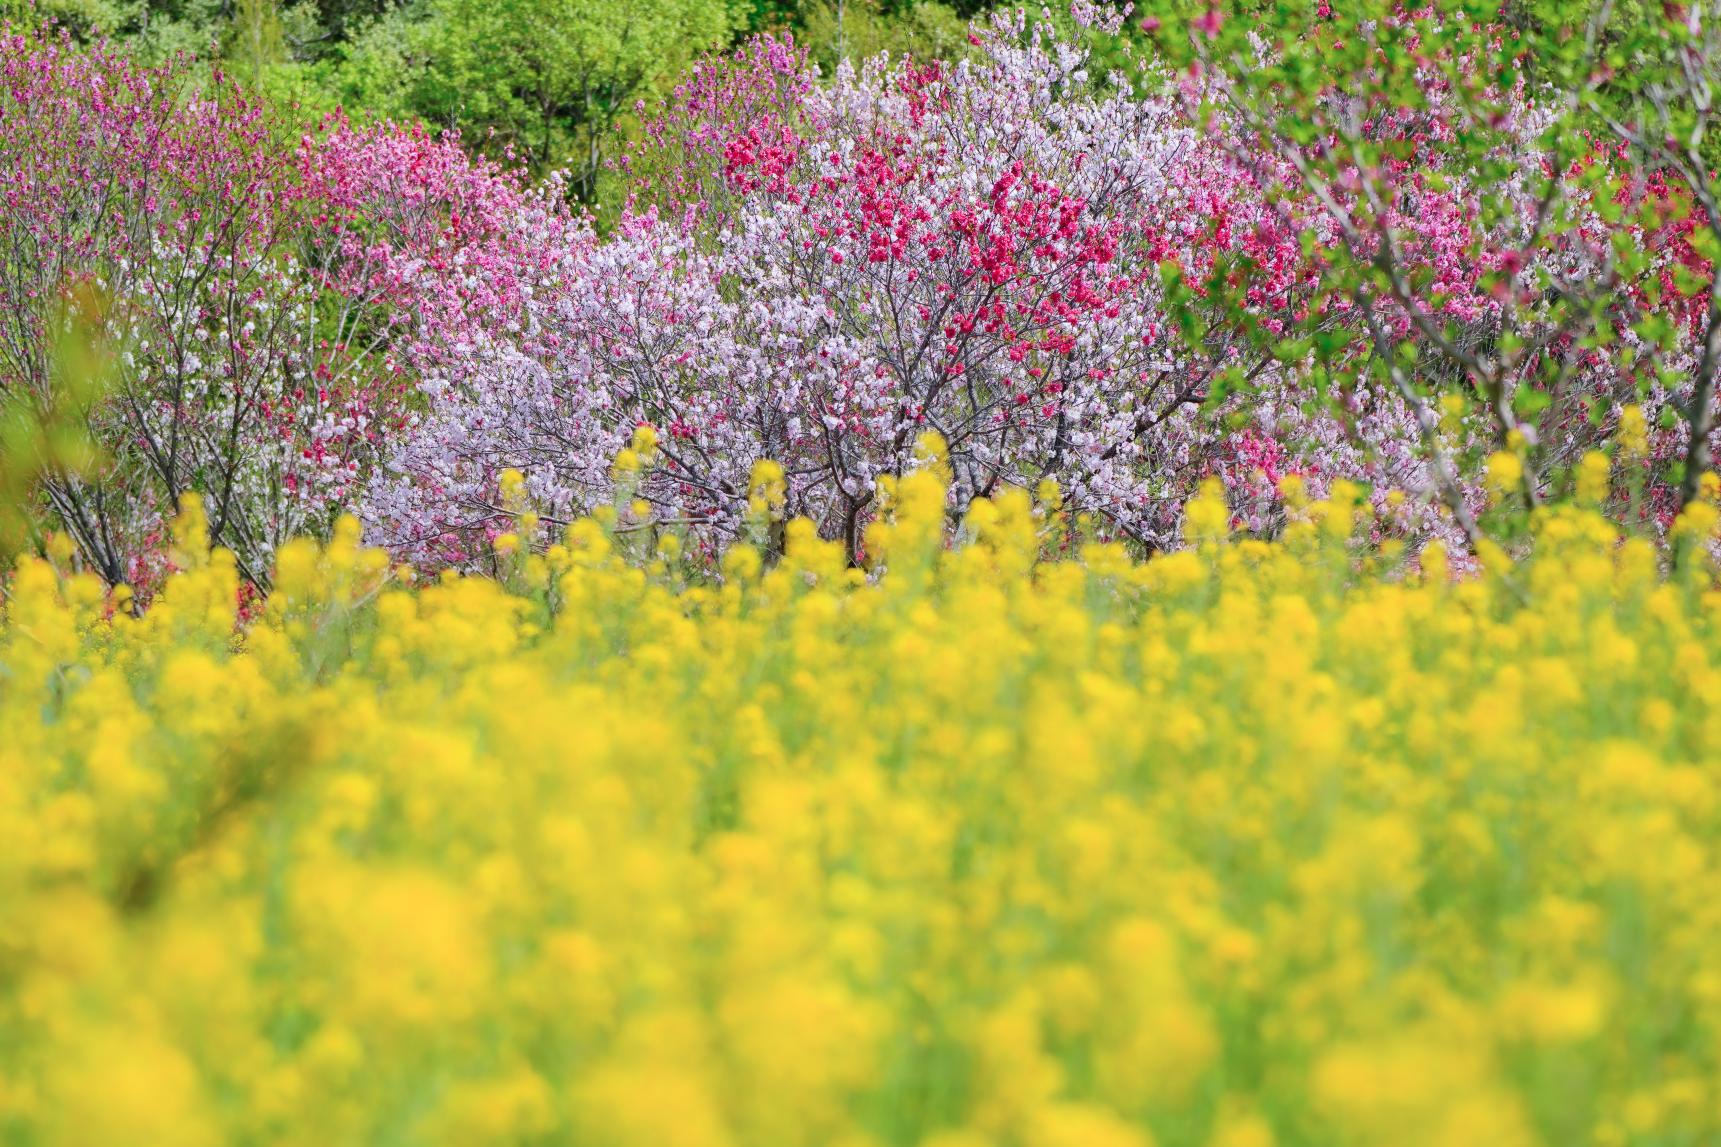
top-left (0, 29), bottom-right (581, 590)
top-left (0, 31), bottom-right (310, 587)
top-left (1158, 0), bottom-right (1713, 541)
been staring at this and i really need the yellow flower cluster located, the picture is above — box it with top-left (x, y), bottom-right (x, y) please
top-left (2, 464), bottom-right (1720, 1147)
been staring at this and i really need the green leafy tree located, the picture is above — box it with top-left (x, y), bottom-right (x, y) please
top-left (227, 0), bottom-right (285, 88)
top-left (798, 0), bottom-right (965, 71)
top-left (392, 0), bottom-right (734, 197)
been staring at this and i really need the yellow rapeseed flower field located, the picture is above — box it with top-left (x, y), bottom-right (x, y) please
top-left (3, 444), bottom-right (1721, 1147)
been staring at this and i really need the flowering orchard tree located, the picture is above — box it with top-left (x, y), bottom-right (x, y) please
top-left (0, 30), bottom-right (579, 589)
top-left (1151, 0), bottom-right (1715, 538)
top-left (369, 7), bottom-right (1347, 565)
top-left (1583, 0), bottom-right (1721, 519)
top-left (0, 32), bottom-right (307, 587)
top-left (282, 119), bottom-right (589, 573)
top-left (291, 119), bottom-right (587, 378)
top-left (617, 33), bottom-right (820, 233)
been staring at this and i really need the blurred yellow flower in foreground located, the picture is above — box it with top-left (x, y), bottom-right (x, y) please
top-left (1, 449), bottom-right (1719, 1145)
